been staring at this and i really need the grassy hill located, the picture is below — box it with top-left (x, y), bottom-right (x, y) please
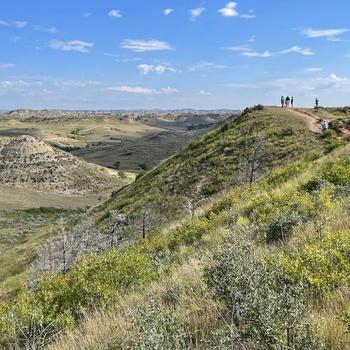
top-left (1, 105), bottom-right (350, 349)
top-left (0, 110), bottom-right (226, 293)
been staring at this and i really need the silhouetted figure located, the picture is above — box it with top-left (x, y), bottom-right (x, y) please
top-left (315, 98), bottom-right (319, 107)
top-left (281, 96), bottom-right (285, 107)
top-left (291, 97), bottom-right (294, 107)
top-left (285, 96), bottom-right (290, 107)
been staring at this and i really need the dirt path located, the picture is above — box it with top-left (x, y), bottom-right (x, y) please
top-left (283, 107), bottom-right (323, 133)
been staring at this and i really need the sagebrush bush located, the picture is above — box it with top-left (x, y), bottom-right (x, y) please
top-left (203, 233), bottom-right (324, 349)
top-left (123, 300), bottom-right (191, 350)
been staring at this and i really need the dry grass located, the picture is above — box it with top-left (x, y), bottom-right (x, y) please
top-left (0, 184), bottom-right (110, 211)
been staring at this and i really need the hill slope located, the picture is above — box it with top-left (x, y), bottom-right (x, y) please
top-left (1, 105), bottom-right (350, 349)
top-left (0, 135), bottom-right (124, 195)
top-left (90, 105), bottom-right (326, 234)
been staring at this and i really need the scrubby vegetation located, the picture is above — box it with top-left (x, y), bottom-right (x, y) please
top-left (1, 106), bottom-right (350, 349)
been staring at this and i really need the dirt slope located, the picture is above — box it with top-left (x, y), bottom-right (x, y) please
top-left (0, 135), bottom-right (125, 195)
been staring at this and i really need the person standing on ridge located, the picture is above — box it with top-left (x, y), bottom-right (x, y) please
top-left (281, 96), bottom-right (285, 107)
top-left (291, 97), bottom-right (294, 107)
top-left (285, 96), bottom-right (290, 107)
top-left (315, 98), bottom-right (319, 107)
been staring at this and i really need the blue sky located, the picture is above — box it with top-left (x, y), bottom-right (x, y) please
top-left (1, 1), bottom-right (350, 110)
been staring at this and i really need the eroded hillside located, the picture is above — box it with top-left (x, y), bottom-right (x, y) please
top-left (0, 135), bottom-right (124, 195)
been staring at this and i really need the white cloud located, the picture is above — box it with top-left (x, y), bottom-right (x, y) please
top-left (301, 28), bottom-right (349, 40)
top-left (304, 67), bottom-right (322, 72)
top-left (114, 57), bottom-right (142, 63)
top-left (0, 63), bottom-right (15, 71)
top-left (282, 46), bottom-right (314, 55)
top-left (190, 7), bottom-right (205, 20)
top-left (33, 25), bottom-right (57, 33)
top-left (52, 78), bottom-right (101, 87)
top-left (231, 46), bottom-right (312, 57)
top-left (224, 46), bottom-right (252, 52)
top-left (84, 12), bottom-right (92, 18)
top-left (108, 86), bottom-right (156, 94)
top-left (328, 73), bottom-right (347, 82)
top-left (164, 9), bottom-right (174, 16)
top-left (0, 20), bottom-right (9, 26)
top-left (248, 35), bottom-right (256, 42)
top-left (263, 74), bottom-right (350, 91)
top-left (107, 85), bottom-right (179, 94)
top-left (108, 10), bottom-right (121, 18)
top-left (138, 64), bottom-right (155, 75)
top-left (198, 90), bottom-right (212, 95)
top-left (120, 39), bottom-right (173, 52)
top-left (187, 61), bottom-right (227, 71)
top-left (161, 87), bottom-right (179, 94)
top-left (137, 64), bottom-right (178, 75)
top-left (240, 50), bottom-right (272, 57)
top-left (14, 21), bottom-right (27, 28)
top-left (242, 9), bottom-right (255, 19)
top-left (49, 39), bottom-right (94, 52)
top-left (218, 2), bottom-right (239, 17)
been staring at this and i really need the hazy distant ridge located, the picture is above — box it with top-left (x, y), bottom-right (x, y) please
top-left (0, 108), bottom-right (239, 116)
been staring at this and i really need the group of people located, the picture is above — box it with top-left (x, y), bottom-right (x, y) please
top-left (280, 95), bottom-right (328, 132)
top-left (280, 96), bottom-right (320, 108)
top-left (280, 95), bottom-right (293, 108)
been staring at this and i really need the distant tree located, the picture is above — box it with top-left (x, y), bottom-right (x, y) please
top-left (132, 201), bottom-right (159, 239)
top-left (138, 163), bottom-right (147, 170)
top-left (181, 180), bottom-right (206, 220)
top-left (243, 134), bottom-right (269, 185)
top-left (32, 217), bottom-right (97, 275)
top-left (113, 160), bottom-right (120, 169)
top-left (102, 212), bottom-right (129, 248)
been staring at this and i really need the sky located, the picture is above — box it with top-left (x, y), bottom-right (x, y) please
top-left (1, 0), bottom-right (350, 111)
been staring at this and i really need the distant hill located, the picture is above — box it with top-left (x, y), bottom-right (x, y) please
top-left (0, 108), bottom-right (240, 116)
top-left (0, 135), bottom-right (125, 195)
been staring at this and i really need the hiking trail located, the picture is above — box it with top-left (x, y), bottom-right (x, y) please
top-left (284, 107), bottom-right (323, 133)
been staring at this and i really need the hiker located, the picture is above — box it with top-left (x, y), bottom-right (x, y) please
top-left (322, 120), bottom-right (328, 131)
top-left (291, 97), bottom-right (294, 107)
top-left (285, 96), bottom-right (290, 107)
top-left (281, 96), bottom-right (285, 107)
top-left (315, 98), bottom-right (319, 107)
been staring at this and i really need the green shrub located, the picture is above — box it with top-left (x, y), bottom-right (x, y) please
top-left (135, 170), bottom-right (147, 180)
top-left (168, 218), bottom-right (211, 251)
top-left (320, 156), bottom-right (350, 185)
top-left (124, 300), bottom-right (190, 349)
top-left (203, 233), bottom-right (323, 349)
top-left (329, 120), bottom-right (342, 133)
top-left (319, 129), bottom-right (337, 139)
top-left (266, 162), bottom-right (309, 186)
top-left (265, 209), bottom-right (306, 243)
top-left (324, 139), bottom-right (345, 153)
top-left (276, 230), bottom-right (350, 296)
